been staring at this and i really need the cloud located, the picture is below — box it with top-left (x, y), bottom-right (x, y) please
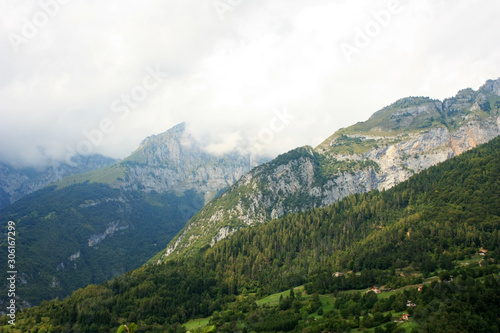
top-left (0, 0), bottom-right (499, 168)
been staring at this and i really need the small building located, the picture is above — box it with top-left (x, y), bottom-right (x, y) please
top-left (367, 286), bottom-right (381, 294)
top-left (401, 313), bottom-right (410, 321)
top-left (407, 300), bottom-right (416, 307)
top-left (418, 286), bottom-right (423, 292)
top-left (333, 272), bottom-right (344, 278)
top-left (479, 247), bottom-right (488, 256)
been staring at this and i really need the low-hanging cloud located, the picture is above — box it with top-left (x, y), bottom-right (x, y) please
top-left (1, 0), bottom-right (499, 168)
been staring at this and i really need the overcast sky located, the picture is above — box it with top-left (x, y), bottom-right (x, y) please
top-left (1, 0), bottom-right (499, 168)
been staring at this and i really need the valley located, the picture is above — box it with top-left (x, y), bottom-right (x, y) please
top-left (1, 130), bottom-right (498, 332)
top-left (1, 1), bottom-right (499, 332)
top-left (182, 254), bottom-right (494, 332)
top-left (0, 123), bottom-right (253, 306)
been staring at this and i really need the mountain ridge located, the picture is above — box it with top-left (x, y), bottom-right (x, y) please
top-left (0, 154), bottom-right (117, 209)
top-left (8, 132), bottom-right (499, 332)
top-left (0, 123), bottom-right (254, 306)
top-left (56, 122), bottom-right (252, 203)
top-left (157, 78), bottom-right (500, 260)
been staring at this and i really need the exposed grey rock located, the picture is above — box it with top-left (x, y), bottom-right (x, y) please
top-left (161, 78), bottom-right (500, 259)
top-left (117, 123), bottom-right (253, 203)
top-left (87, 221), bottom-right (128, 247)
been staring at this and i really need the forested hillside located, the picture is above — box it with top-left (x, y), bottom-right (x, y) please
top-left (0, 154), bottom-right (117, 210)
top-left (161, 80), bottom-right (500, 260)
top-left (0, 123), bottom-right (252, 306)
top-left (0, 183), bottom-right (201, 306)
top-left (3, 134), bottom-right (498, 332)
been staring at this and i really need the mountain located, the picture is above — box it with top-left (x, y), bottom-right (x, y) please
top-left (56, 123), bottom-right (253, 203)
top-left (8, 133), bottom-right (500, 332)
top-left (0, 154), bottom-right (117, 209)
top-left (0, 123), bottom-right (253, 306)
top-left (158, 78), bottom-right (500, 260)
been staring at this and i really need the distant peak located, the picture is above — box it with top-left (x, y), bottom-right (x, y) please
top-left (138, 122), bottom-right (187, 148)
top-left (478, 77), bottom-right (500, 96)
top-left (156, 122), bottom-right (187, 137)
top-left (170, 122), bottom-right (186, 132)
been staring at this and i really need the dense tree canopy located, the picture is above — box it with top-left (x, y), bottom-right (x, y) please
top-left (2, 137), bottom-right (499, 332)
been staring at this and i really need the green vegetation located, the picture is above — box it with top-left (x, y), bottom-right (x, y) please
top-left (318, 88), bottom-right (500, 154)
top-left (55, 164), bottom-right (127, 189)
top-left (2, 135), bottom-right (499, 332)
top-left (183, 317), bottom-right (210, 331)
top-left (317, 153), bottom-right (380, 180)
top-left (162, 84), bottom-right (500, 261)
top-left (323, 134), bottom-right (380, 155)
top-left (117, 323), bottom-right (136, 333)
top-left (257, 146), bottom-right (315, 174)
top-left (0, 184), bottom-right (204, 305)
top-left (158, 145), bottom-right (385, 260)
top-left (337, 97), bottom-right (442, 136)
top-left (255, 286), bottom-right (306, 307)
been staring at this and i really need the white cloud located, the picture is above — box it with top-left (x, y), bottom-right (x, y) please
top-left (0, 0), bottom-right (499, 167)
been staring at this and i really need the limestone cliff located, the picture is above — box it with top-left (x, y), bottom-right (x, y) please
top-left (158, 78), bottom-right (500, 260)
top-left (0, 123), bottom-right (255, 306)
top-left (117, 123), bottom-right (251, 203)
top-left (54, 123), bottom-right (254, 206)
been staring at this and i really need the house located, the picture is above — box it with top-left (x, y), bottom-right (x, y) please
top-left (400, 313), bottom-right (410, 321)
top-left (418, 286), bottom-right (423, 292)
top-left (479, 247), bottom-right (488, 256)
top-left (333, 272), bottom-right (344, 278)
top-left (407, 300), bottom-right (416, 307)
top-left (367, 286), bottom-right (381, 294)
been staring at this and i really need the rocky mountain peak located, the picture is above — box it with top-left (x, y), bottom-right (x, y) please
top-left (126, 122), bottom-right (200, 167)
top-left (158, 78), bottom-right (500, 260)
top-left (136, 122), bottom-right (187, 150)
top-left (478, 77), bottom-right (500, 96)
top-left (52, 123), bottom-right (254, 205)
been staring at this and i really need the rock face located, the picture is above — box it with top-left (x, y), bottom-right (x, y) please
top-left (158, 78), bottom-right (500, 260)
top-left (117, 123), bottom-right (252, 203)
top-left (55, 123), bottom-right (254, 206)
top-left (0, 155), bottom-right (116, 209)
top-left (0, 123), bottom-right (255, 307)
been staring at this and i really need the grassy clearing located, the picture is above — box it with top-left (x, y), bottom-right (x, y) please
top-left (338, 287), bottom-right (368, 295)
top-left (399, 319), bottom-right (419, 331)
top-left (256, 286), bottom-right (305, 307)
top-left (183, 317), bottom-right (210, 330)
top-left (455, 254), bottom-right (483, 266)
top-left (184, 262), bottom-right (495, 332)
top-left (377, 289), bottom-right (397, 299)
top-left (55, 164), bottom-right (125, 189)
top-left (319, 294), bottom-right (336, 313)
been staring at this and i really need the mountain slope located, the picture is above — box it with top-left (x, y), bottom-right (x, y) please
top-left (0, 123), bottom-right (253, 306)
top-left (158, 78), bottom-right (500, 260)
top-left (8, 133), bottom-right (500, 332)
top-left (56, 123), bottom-right (252, 203)
top-left (0, 154), bottom-right (117, 209)
top-left (0, 183), bottom-right (199, 307)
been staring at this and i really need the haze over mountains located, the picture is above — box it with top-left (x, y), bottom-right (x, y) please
top-left (0, 78), bottom-right (498, 310)
top-left (8, 109), bottom-right (500, 332)
top-left (2, 0), bottom-right (500, 330)
top-left (0, 124), bottom-right (253, 306)
top-left (56, 122), bottom-right (253, 204)
top-left (158, 78), bottom-right (500, 260)
top-left (0, 155), bottom-right (117, 210)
